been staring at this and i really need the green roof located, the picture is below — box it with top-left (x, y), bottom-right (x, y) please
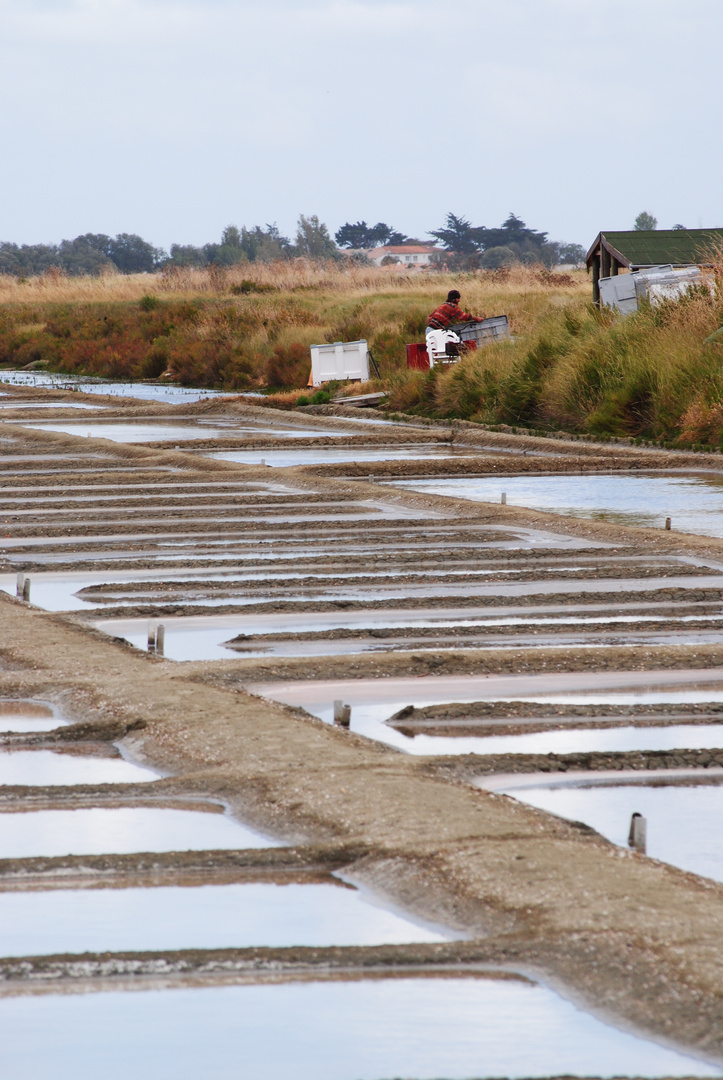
top-left (587, 228), bottom-right (723, 268)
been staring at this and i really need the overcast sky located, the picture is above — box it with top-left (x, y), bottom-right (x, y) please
top-left (2, 0), bottom-right (721, 251)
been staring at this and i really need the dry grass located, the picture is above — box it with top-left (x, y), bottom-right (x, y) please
top-left (0, 261), bottom-right (589, 394)
top-left (0, 261), bottom-right (588, 305)
top-left (4, 257), bottom-right (719, 444)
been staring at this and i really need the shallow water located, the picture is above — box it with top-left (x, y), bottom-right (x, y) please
top-left (0, 806), bottom-right (279, 858)
top-left (14, 564), bottom-right (682, 615)
top-left (412, 724), bottom-right (723, 755)
top-left (0, 881), bottom-right (449, 957)
top-left (19, 421), bottom-right (348, 443)
top-left (0, 370), bottom-right (228, 404)
top-left (210, 445), bottom-right (476, 467)
top-left (0, 749), bottom-right (157, 786)
top-left (394, 472), bottom-right (723, 539)
top-left (253, 676), bottom-right (723, 757)
top-left (504, 784), bottom-right (723, 884)
top-left (0, 700), bottom-right (63, 734)
top-left (0, 400), bottom-right (107, 410)
top-left (0, 977), bottom-right (715, 1080)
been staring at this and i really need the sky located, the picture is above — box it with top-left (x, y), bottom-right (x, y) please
top-left (1, 0), bottom-right (721, 252)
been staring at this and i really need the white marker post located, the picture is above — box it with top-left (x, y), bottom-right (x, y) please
top-left (333, 700), bottom-right (351, 727)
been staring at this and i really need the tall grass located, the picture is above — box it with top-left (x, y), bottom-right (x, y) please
top-left (404, 265), bottom-right (723, 444)
top-left (9, 259), bottom-right (721, 445)
top-left (0, 263), bottom-right (586, 391)
top-left (0, 261), bottom-right (584, 304)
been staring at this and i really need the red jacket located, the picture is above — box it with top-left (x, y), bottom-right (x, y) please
top-left (427, 301), bottom-right (476, 329)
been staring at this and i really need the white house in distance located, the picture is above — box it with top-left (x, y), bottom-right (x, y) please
top-left (366, 244), bottom-right (439, 268)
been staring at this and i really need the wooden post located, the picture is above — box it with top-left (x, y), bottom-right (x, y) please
top-left (501, 493), bottom-right (507, 505)
top-left (15, 573), bottom-right (24, 597)
top-left (601, 245), bottom-right (611, 278)
top-left (628, 812), bottom-right (647, 853)
top-left (333, 700), bottom-right (351, 727)
top-left (155, 624), bottom-right (165, 656)
top-left (147, 624), bottom-right (157, 652)
top-left (665, 517), bottom-right (672, 530)
top-left (22, 578), bottom-right (31, 602)
top-left (592, 255), bottom-right (601, 304)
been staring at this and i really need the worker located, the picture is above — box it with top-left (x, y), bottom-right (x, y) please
top-left (426, 290), bottom-right (484, 334)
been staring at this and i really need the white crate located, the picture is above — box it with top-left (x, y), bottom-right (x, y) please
top-left (599, 273), bottom-right (638, 315)
top-left (310, 340), bottom-right (369, 387)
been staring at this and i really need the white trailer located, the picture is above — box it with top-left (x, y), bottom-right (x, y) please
top-left (309, 340), bottom-right (370, 387)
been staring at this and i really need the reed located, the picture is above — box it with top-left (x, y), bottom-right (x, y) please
top-left (420, 267), bottom-right (723, 444)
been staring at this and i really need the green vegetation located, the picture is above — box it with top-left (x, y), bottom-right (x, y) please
top-left (1, 259), bottom-right (721, 447)
top-left (0, 212), bottom-right (584, 277)
top-left (0, 262), bottom-right (582, 392)
top-left (389, 275), bottom-right (723, 448)
top-left (635, 211), bottom-right (658, 231)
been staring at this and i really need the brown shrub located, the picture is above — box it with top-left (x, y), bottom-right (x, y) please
top-left (264, 342), bottom-right (311, 389)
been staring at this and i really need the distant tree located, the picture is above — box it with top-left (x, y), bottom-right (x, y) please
top-left (335, 221), bottom-right (373, 249)
top-left (169, 244), bottom-right (208, 267)
top-left (430, 213), bottom-right (478, 254)
top-left (475, 213), bottom-right (549, 252)
top-left (480, 246), bottom-right (517, 269)
top-left (335, 221), bottom-right (407, 249)
top-left (634, 211), bottom-right (658, 231)
top-left (294, 215), bottom-right (339, 259)
top-left (57, 234), bottom-right (115, 275)
top-left (240, 224), bottom-right (292, 262)
top-left (222, 225), bottom-right (242, 248)
top-left (208, 224), bottom-right (248, 267)
top-left (556, 242), bottom-right (587, 266)
top-left (380, 227), bottom-right (408, 245)
top-left (0, 232), bottom-right (166, 276)
top-left (430, 212), bottom-right (551, 261)
top-left (107, 233), bottom-right (165, 273)
top-left (0, 242), bottom-right (60, 276)
top-left (196, 223), bottom-right (292, 266)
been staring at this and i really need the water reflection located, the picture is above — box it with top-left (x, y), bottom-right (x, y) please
top-left (394, 473), bottom-right (723, 539)
top-left (254, 675), bottom-right (723, 757)
top-left (0, 977), bottom-right (715, 1079)
top-left (0, 806), bottom-right (278, 858)
top-left (0, 700), bottom-right (62, 734)
top-left (210, 446), bottom-right (475, 467)
top-left (0, 750), bottom-right (156, 786)
top-left (19, 422), bottom-right (348, 443)
top-left (0, 881), bottom-right (449, 956)
top-left (0, 370), bottom-right (227, 404)
top-left (502, 783), bottom-right (723, 884)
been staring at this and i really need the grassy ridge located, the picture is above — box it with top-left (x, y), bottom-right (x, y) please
top-left (404, 274), bottom-right (723, 446)
top-left (1, 261), bottom-right (721, 445)
top-left (0, 262), bottom-right (583, 391)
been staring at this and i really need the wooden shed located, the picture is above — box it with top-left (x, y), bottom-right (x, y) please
top-left (586, 229), bottom-right (723, 302)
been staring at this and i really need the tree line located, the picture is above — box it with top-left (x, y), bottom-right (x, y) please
top-left (0, 212), bottom-right (585, 277)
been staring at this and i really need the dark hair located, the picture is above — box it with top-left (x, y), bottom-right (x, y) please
top-left (447, 290), bottom-right (461, 302)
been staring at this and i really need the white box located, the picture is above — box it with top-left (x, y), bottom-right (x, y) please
top-left (600, 265), bottom-right (707, 315)
top-left (599, 273), bottom-right (638, 315)
top-left (310, 340), bottom-right (369, 387)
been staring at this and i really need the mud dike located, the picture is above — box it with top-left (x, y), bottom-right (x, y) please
top-left (0, 380), bottom-right (722, 1076)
